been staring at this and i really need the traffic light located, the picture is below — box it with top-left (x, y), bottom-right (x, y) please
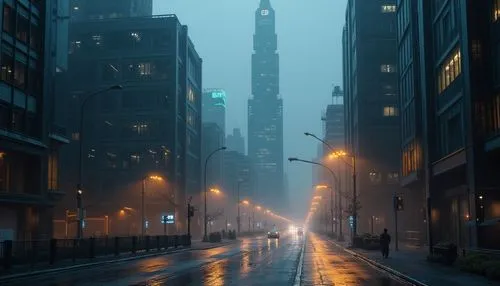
top-left (188, 205), bottom-right (195, 217)
top-left (394, 195), bottom-right (404, 211)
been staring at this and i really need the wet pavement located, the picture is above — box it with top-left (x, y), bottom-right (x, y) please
top-left (2, 233), bottom-right (410, 286)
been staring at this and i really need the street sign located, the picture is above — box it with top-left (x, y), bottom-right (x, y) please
top-left (66, 211), bottom-right (78, 223)
top-left (161, 214), bottom-right (175, 224)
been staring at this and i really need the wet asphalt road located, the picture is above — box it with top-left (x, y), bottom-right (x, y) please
top-left (3, 233), bottom-right (409, 286)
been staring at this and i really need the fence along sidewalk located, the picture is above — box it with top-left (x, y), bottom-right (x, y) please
top-left (1, 234), bottom-right (191, 273)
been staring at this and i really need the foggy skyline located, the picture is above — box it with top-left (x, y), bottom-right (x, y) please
top-left (154, 0), bottom-right (347, 217)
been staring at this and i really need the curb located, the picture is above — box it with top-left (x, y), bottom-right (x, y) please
top-left (0, 241), bottom-right (233, 282)
top-left (328, 239), bottom-right (429, 286)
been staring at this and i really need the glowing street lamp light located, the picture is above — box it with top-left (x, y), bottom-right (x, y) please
top-left (210, 188), bottom-right (221, 195)
top-left (242, 200), bottom-right (250, 205)
top-left (315, 184), bottom-right (329, 190)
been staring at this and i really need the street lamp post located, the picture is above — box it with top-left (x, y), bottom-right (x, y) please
top-left (289, 157), bottom-right (340, 238)
top-left (76, 85), bottom-right (123, 239)
top-left (305, 132), bottom-right (349, 241)
top-left (203, 146), bottom-right (226, 242)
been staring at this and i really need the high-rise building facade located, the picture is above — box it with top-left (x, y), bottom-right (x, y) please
top-left (343, 0), bottom-right (413, 234)
top-left (0, 0), bottom-right (68, 240)
top-left (58, 15), bottom-right (202, 236)
top-left (396, 0), bottom-right (500, 250)
top-left (202, 88), bottom-right (226, 133)
top-left (226, 128), bottom-right (245, 154)
top-left (248, 0), bottom-right (285, 212)
top-left (70, 0), bottom-right (153, 21)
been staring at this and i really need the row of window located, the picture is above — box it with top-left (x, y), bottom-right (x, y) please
top-left (2, 3), bottom-right (42, 52)
top-left (70, 30), bottom-right (172, 53)
top-left (437, 48), bottom-right (461, 94)
top-left (401, 140), bottom-right (420, 177)
top-left (368, 171), bottom-right (399, 184)
top-left (0, 104), bottom-right (38, 137)
top-left (101, 60), bottom-right (170, 82)
top-left (86, 147), bottom-right (172, 170)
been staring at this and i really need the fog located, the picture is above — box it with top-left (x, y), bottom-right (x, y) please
top-left (154, 0), bottom-right (347, 218)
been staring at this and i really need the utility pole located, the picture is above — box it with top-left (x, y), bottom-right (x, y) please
top-left (76, 190), bottom-right (83, 239)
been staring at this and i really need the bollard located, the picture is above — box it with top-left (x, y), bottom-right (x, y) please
top-left (132, 236), bottom-right (137, 254)
top-left (114, 237), bottom-right (119, 256)
top-left (156, 236), bottom-right (160, 251)
top-left (49, 238), bottom-right (57, 265)
top-left (2, 240), bottom-right (12, 270)
top-left (89, 237), bottom-right (95, 259)
top-left (174, 235), bottom-right (178, 248)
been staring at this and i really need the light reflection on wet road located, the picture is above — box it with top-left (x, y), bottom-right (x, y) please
top-left (3, 233), bottom-right (409, 286)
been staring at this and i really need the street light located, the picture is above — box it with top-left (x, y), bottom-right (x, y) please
top-left (76, 84), bottom-right (123, 239)
top-left (330, 149), bottom-right (358, 241)
top-left (210, 188), bottom-right (221, 195)
top-left (305, 131), bottom-right (352, 241)
top-left (203, 146), bottom-right (227, 242)
top-left (289, 157), bottom-right (342, 239)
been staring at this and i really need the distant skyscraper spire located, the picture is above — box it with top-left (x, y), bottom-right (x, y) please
top-left (248, 0), bottom-right (285, 213)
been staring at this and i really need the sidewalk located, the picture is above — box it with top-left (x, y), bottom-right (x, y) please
top-left (0, 240), bottom-right (235, 280)
top-left (329, 237), bottom-right (494, 286)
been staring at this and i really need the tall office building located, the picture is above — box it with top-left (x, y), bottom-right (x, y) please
top-left (70, 0), bottom-right (153, 21)
top-left (202, 88), bottom-right (226, 133)
top-left (58, 15), bottom-right (202, 236)
top-left (395, 0), bottom-right (500, 250)
top-left (343, 0), bottom-right (408, 234)
top-left (0, 0), bottom-right (68, 240)
top-left (248, 0), bottom-right (285, 212)
top-left (226, 128), bottom-right (245, 154)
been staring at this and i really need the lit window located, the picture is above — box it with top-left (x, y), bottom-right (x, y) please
top-left (138, 63), bottom-right (151, 76)
top-left (132, 123), bottom-right (149, 135)
top-left (381, 5), bottom-right (396, 13)
top-left (381, 64), bottom-right (396, 73)
top-left (383, 106), bottom-right (398, 116)
top-left (187, 87), bottom-right (195, 103)
top-left (437, 48), bottom-right (461, 94)
top-left (92, 34), bottom-right (102, 46)
top-left (130, 154), bottom-right (141, 164)
top-left (493, 0), bottom-right (500, 22)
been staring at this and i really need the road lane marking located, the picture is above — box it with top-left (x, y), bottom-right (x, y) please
top-left (293, 235), bottom-right (306, 286)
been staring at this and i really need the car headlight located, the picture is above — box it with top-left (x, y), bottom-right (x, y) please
top-left (267, 232), bottom-right (270, 235)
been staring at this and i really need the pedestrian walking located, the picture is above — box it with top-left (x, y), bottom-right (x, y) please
top-left (380, 228), bottom-right (391, 258)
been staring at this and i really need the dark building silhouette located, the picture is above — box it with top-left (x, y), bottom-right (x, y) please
top-left (58, 15), bottom-right (202, 236)
top-left (0, 0), bottom-right (69, 240)
top-left (202, 88), bottom-right (226, 133)
top-left (226, 128), bottom-right (245, 154)
top-left (343, 0), bottom-right (408, 235)
top-left (248, 0), bottom-right (285, 212)
top-left (397, 0), bottom-right (500, 250)
top-left (70, 0), bottom-right (153, 21)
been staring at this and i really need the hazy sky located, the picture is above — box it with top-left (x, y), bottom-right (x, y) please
top-left (154, 0), bottom-right (347, 218)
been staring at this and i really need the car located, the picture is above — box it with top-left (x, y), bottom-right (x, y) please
top-left (268, 230), bottom-right (280, 239)
top-left (297, 227), bottom-right (304, 236)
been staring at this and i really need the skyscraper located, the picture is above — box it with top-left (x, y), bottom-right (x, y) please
top-left (202, 88), bottom-right (226, 133)
top-left (248, 0), bottom-right (284, 212)
top-left (226, 128), bottom-right (245, 154)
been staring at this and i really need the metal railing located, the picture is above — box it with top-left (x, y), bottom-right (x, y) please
top-left (0, 234), bottom-right (190, 271)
